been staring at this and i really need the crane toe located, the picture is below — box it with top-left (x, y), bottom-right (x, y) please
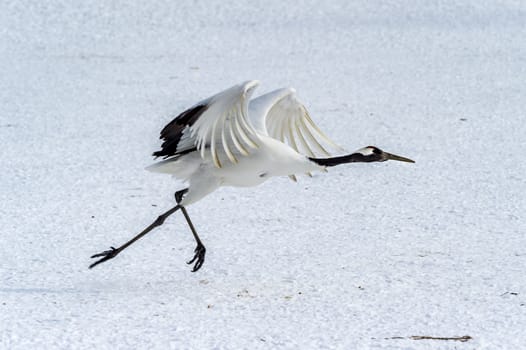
top-left (187, 243), bottom-right (206, 272)
top-left (89, 246), bottom-right (120, 268)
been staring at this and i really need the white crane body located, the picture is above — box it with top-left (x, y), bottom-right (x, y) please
top-left (90, 80), bottom-right (414, 272)
top-left (148, 135), bottom-right (319, 202)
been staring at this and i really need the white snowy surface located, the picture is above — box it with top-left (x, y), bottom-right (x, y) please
top-left (1, 1), bottom-right (525, 349)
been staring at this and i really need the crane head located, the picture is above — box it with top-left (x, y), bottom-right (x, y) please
top-left (353, 146), bottom-right (415, 163)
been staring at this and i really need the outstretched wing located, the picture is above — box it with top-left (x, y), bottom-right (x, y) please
top-left (153, 80), bottom-right (261, 168)
top-left (250, 88), bottom-right (343, 158)
top-left (249, 88), bottom-right (344, 181)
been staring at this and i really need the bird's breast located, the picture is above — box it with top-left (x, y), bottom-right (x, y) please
top-left (214, 138), bottom-right (317, 187)
top-left (216, 158), bottom-right (270, 187)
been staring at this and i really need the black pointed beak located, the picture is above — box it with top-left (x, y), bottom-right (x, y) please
top-left (383, 152), bottom-right (415, 163)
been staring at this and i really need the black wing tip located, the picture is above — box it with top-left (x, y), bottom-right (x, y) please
top-left (152, 148), bottom-right (196, 159)
top-left (159, 104), bottom-right (209, 136)
top-left (151, 150), bottom-right (173, 159)
top-left (152, 104), bottom-right (209, 159)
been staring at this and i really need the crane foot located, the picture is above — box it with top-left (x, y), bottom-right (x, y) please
top-left (89, 246), bottom-right (120, 269)
top-left (187, 243), bottom-right (206, 272)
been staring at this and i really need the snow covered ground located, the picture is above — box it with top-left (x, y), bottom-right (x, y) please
top-left (1, 1), bottom-right (525, 349)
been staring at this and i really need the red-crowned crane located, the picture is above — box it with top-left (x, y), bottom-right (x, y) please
top-left (90, 80), bottom-right (414, 272)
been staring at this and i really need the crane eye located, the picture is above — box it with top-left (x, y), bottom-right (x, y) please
top-left (372, 147), bottom-right (381, 155)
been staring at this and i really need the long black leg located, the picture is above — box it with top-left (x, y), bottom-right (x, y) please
top-left (181, 207), bottom-right (206, 272)
top-left (89, 205), bottom-right (181, 269)
top-left (174, 189), bottom-right (206, 272)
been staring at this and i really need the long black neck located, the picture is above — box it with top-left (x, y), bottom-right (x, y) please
top-left (309, 153), bottom-right (380, 167)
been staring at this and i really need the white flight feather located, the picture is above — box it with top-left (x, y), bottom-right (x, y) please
top-left (298, 116), bottom-right (330, 156)
top-left (229, 118), bottom-right (249, 156)
top-left (221, 118), bottom-right (237, 164)
top-left (293, 116), bottom-right (315, 157)
top-left (210, 117), bottom-right (221, 168)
